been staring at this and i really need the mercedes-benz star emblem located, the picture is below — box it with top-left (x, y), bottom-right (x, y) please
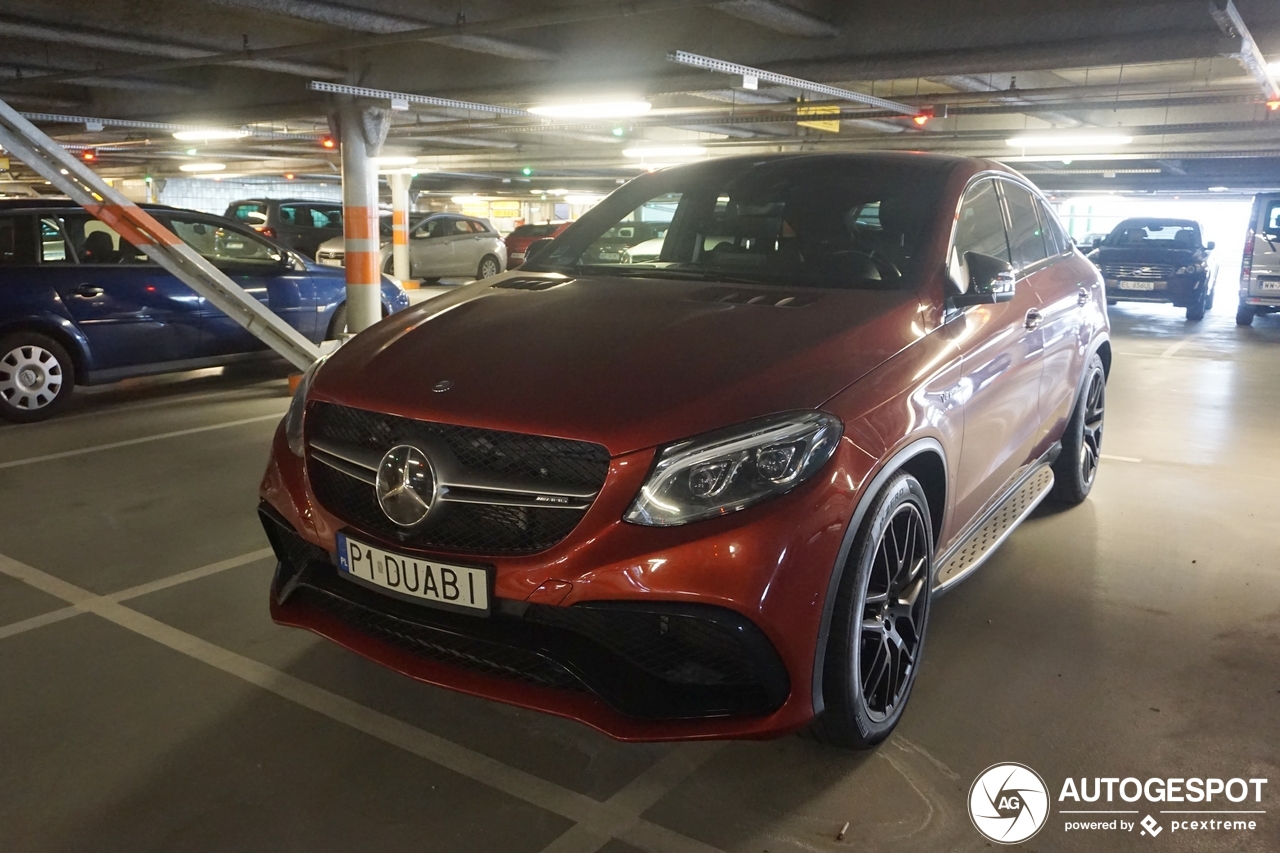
top-left (375, 444), bottom-right (436, 527)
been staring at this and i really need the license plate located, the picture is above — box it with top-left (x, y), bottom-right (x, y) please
top-left (1259, 280), bottom-right (1280, 291)
top-left (1117, 280), bottom-right (1158, 291)
top-left (337, 533), bottom-right (491, 614)
top-left (318, 258), bottom-right (343, 268)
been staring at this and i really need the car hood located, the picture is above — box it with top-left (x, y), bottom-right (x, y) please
top-left (311, 273), bottom-right (923, 455)
top-left (1093, 246), bottom-right (1202, 268)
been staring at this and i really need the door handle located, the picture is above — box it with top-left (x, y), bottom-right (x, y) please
top-left (1024, 309), bottom-right (1043, 330)
top-left (73, 284), bottom-right (104, 298)
top-left (1077, 287), bottom-right (1090, 307)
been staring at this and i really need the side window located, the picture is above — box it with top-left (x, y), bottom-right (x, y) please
top-left (229, 203), bottom-right (267, 226)
top-left (278, 204), bottom-right (306, 227)
top-left (39, 218), bottom-right (75, 264)
top-left (413, 218), bottom-right (444, 239)
top-left (312, 207), bottom-right (343, 229)
top-left (1264, 202), bottom-right (1280, 235)
top-left (0, 217), bottom-right (36, 265)
top-left (953, 180), bottom-right (1010, 264)
top-left (1001, 182), bottom-right (1049, 270)
top-left (58, 214), bottom-right (154, 265)
top-left (168, 217), bottom-right (284, 269)
top-left (1036, 198), bottom-right (1068, 255)
top-left (451, 219), bottom-right (472, 235)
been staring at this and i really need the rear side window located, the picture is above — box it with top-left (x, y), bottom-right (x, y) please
top-left (953, 179), bottom-right (1010, 263)
top-left (228, 203), bottom-right (267, 225)
top-left (1001, 182), bottom-right (1049, 270)
top-left (58, 214), bottom-right (154, 265)
top-left (311, 207), bottom-right (343, 229)
top-left (168, 217), bottom-right (284, 269)
top-left (0, 217), bottom-right (35, 265)
top-left (511, 224), bottom-right (558, 238)
top-left (468, 220), bottom-right (491, 233)
top-left (278, 204), bottom-right (307, 227)
top-left (1036, 198), bottom-right (1068, 255)
top-left (39, 218), bottom-right (75, 264)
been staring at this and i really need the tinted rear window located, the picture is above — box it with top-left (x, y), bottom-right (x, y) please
top-left (228, 203), bottom-right (267, 224)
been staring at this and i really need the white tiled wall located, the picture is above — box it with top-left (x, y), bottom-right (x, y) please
top-left (158, 178), bottom-right (342, 214)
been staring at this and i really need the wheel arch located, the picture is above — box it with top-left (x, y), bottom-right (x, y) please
top-left (810, 436), bottom-right (947, 716)
top-left (1094, 339), bottom-right (1112, 378)
top-left (0, 316), bottom-right (92, 382)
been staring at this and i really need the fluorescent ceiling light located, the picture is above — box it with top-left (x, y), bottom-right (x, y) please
top-left (374, 155), bottom-right (417, 167)
top-left (178, 162), bottom-right (227, 172)
top-left (1005, 134), bottom-right (1133, 148)
top-left (528, 100), bottom-right (651, 119)
top-left (622, 145), bottom-right (707, 158)
top-left (451, 195), bottom-right (487, 204)
top-left (172, 128), bottom-right (247, 141)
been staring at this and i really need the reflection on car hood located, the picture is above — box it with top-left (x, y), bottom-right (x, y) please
top-left (311, 273), bottom-right (922, 454)
top-left (317, 234), bottom-right (390, 252)
top-left (1093, 246), bottom-right (1202, 267)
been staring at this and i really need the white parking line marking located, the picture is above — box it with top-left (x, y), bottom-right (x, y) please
top-left (0, 548), bottom-right (274, 642)
top-left (0, 605), bottom-right (80, 641)
top-left (538, 743), bottom-right (725, 853)
top-left (0, 412), bottom-right (284, 470)
top-left (0, 550), bottom-right (728, 853)
top-left (1160, 338), bottom-right (1194, 358)
top-left (1101, 454), bottom-right (1142, 463)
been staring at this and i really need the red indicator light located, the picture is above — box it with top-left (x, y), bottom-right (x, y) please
top-left (321, 136), bottom-right (336, 149)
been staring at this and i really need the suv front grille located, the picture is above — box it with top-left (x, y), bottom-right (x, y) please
top-left (1101, 263), bottom-right (1175, 279)
top-left (305, 402), bottom-right (610, 554)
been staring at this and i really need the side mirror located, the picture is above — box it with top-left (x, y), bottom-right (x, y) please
top-left (1205, 241), bottom-right (1216, 250)
top-left (1092, 237), bottom-right (1104, 249)
top-left (950, 251), bottom-right (1016, 307)
top-left (524, 237), bottom-right (555, 265)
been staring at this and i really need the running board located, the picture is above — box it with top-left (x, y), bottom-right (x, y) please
top-left (934, 465), bottom-right (1055, 592)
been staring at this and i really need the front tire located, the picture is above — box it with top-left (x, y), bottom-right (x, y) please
top-left (1051, 353), bottom-right (1106, 505)
top-left (0, 332), bottom-right (76, 423)
top-left (1186, 290), bottom-right (1207, 322)
top-left (1237, 303), bottom-right (1255, 326)
top-left (810, 472), bottom-right (933, 749)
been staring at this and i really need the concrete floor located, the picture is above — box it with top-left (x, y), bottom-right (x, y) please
top-left (1, 303), bottom-right (1277, 853)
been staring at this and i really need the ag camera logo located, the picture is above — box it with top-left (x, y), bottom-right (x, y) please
top-left (969, 763), bottom-right (1051, 844)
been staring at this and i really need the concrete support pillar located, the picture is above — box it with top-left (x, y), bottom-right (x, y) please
top-left (389, 171), bottom-right (412, 288)
top-left (339, 104), bottom-right (385, 334)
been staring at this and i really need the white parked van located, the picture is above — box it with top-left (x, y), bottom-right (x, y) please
top-left (1238, 193), bottom-right (1280, 326)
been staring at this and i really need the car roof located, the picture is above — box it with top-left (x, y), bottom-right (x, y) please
top-left (0, 197), bottom-right (186, 214)
top-left (224, 198), bottom-right (343, 206)
top-left (1112, 218), bottom-right (1200, 229)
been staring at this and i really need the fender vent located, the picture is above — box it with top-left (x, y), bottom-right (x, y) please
top-left (491, 277), bottom-right (572, 291)
top-left (687, 286), bottom-right (819, 308)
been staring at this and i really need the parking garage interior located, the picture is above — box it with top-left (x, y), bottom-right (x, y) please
top-left (2, 2), bottom-right (1279, 851)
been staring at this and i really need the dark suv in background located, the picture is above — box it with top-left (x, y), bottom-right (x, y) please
top-left (1088, 217), bottom-right (1217, 321)
top-left (225, 198), bottom-right (345, 258)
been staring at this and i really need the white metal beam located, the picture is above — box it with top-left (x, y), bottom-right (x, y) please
top-left (1209, 0), bottom-right (1280, 101)
top-left (0, 97), bottom-right (320, 371)
top-left (668, 50), bottom-right (922, 117)
top-left (310, 81), bottom-right (530, 117)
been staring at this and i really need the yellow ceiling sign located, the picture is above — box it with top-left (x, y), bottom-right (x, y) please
top-left (797, 104), bottom-right (840, 133)
top-left (0, 157), bottom-right (10, 171)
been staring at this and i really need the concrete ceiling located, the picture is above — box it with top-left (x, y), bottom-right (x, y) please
top-left (2, 0), bottom-right (1280, 196)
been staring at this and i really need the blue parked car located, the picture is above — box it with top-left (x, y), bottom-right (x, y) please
top-left (0, 200), bottom-right (408, 422)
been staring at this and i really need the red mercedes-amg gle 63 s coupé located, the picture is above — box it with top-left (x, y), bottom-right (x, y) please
top-left (259, 153), bottom-right (1110, 747)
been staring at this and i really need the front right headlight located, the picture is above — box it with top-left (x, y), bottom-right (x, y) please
top-left (624, 411), bottom-right (843, 527)
top-left (284, 357), bottom-right (326, 457)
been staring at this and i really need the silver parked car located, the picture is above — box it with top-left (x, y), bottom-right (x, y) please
top-left (1238, 192), bottom-right (1280, 326)
top-left (315, 213), bottom-right (506, 281)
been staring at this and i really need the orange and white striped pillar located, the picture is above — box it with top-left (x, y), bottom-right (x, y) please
top-left (340, 109), bottom-right (383, 334)
top-left (389, 170), bottom-right (413, 288)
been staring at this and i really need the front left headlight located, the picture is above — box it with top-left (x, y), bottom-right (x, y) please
top-left (284, 357), bottom-right (326, 456)
top-left (624, 411), bottom-right (843, 527)
top-left (1175, 263), bottom-right (1204, 275)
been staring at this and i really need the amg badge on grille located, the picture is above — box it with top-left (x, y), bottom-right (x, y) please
top-left (375, 445), bottom-right (437, 527)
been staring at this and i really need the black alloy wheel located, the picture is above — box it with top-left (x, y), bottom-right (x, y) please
top-left (810, 472), bottom-right (933, 749)
top-left (1051, 353), bottom-right (1106, 504)
top-left (859, 500), bottom-right (931, 723)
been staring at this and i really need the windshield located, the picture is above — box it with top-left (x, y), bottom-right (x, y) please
top-left (525, 157), bottom-right (949, 289)
top-left (1104, 221), bottom-right (1201, 249)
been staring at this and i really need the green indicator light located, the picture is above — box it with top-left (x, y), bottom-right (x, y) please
top-left (612, 127), bottom-right (624, 137)
top-left (522, 166), bottom-right (533, 176)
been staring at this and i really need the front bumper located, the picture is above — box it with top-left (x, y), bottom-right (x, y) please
top-left (259, 421), bottom-right (860, 741)
top-left (1105, 275), bottom-right (1204, 306)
